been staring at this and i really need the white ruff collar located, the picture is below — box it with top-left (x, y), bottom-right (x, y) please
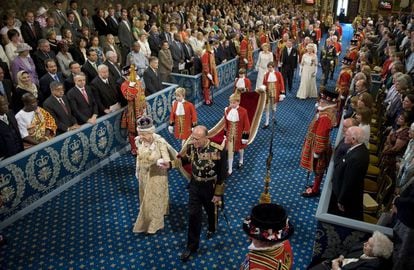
top-left (226, 106), bottom-right (239, 121)
top-left (175, 100), bottom-right (185, 116)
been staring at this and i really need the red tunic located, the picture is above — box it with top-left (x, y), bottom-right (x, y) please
top-left (201, 50), bottom-right (219, 102)
top-left (169, 100), bottom-right (197, 140)
top-left (263, 71), bottom-right (285, 103)
top-left (224, 106), bottom-right (250, 151)
top-left (315, 27), bottom-right (322, 44)
top-left (120, 80), bottom-right (147, 134)
top-left (336, 67), bottom-right (353, 97)
top-left (234, 77), bottom-right (252, 92)
top-left (335, 25), bottom-right (343, 41)
top-left (333, 42), bottom-right (342, 55)
top-left (240, 38), bottom-right (253, 69)
top-left (240, 241), bottom-right (293, 270)
top-left (381, 57), bottom-right (393, 79)
top-left (300, 108), bottom-right (336, 174)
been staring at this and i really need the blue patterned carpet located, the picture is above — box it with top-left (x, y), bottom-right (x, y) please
top-left (0, 25), bottom-right (353, 270)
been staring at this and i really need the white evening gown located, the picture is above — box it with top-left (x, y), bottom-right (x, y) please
top-left (255, 51), bottom-right (274, 89)
top-left (296, 53), bottom-right (318, 99)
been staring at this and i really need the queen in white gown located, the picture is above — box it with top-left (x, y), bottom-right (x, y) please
top-left (296, 43), bottom-right (318, 99)
top-left (255, 43), bottom-right (274, 89)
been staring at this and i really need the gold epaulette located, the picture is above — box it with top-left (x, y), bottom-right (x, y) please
top-left (210, 141), bottom-right (224, 151)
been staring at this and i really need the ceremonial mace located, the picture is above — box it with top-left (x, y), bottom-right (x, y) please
top-left (259, 97), bottom-right (277, 204)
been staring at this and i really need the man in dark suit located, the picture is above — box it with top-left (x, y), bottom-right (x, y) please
top-left (103, 51), bottom-right (123, 83)
top-left (106, 7), bottom-right (119, 38)
top-left (20, 11), bottom-right (43, 55)
top-left (304, 24), bottom-right (318, 45)
top-left (330, 126), bottom-right (370, 221)
top-left (81, 49), bottom-right (99, 83)
top-left (0, 96), bottom-right (23, 160)
top-left (148, 25), bottom-right (161, 57)
top-left (118, 8), bottom-right (134, 66)
top-left (32, 39), bottom-right (57, 78)
top-left (90, 65), bottom-right (121, 116)
top-left (182, 36), bottom-right (195, 72)
top-left (61, 11), bottom-right (82, 42)
top-left (39, 59), bottom-right (65, 105)
top-left (143, 57), bottom-right (163, 96)
top-left (280, 39), bottom-right (298, 92)
top-left (67, 73), bottom-right (98, 125)
top-left (43, 81), bottom-right (79, 134)
top-left (0, 67), bottom-right (14, 110)
top-left (64, 61), bottom-right (81, 92)
top-left (170, 33), bottom-right (185, 73)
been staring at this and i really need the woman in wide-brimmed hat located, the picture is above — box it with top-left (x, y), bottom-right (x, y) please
top-left (240, 203), bottom-right (294, 270)
top-left (11, 43), bottom-right (38, 86)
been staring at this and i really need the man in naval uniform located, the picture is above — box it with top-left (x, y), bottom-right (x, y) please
top-left (168, 125), bottom-right (227, 262)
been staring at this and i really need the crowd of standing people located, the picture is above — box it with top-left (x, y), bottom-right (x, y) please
top-left (1, 0), bottom-right (414, 269)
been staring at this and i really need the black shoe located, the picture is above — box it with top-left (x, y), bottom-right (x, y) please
top-left (180, 248), bottom-right (194, 262)
top-left (206, 230), bottom-right (215, 240)
top-left (262, 124), bottom-right (269, 129)
top-left (237, 163), bottom-right (243, 169)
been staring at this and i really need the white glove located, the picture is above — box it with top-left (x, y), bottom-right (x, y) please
top-left (279, 94), bottom-right (286, 101)
top-left (243, 58), bottom-right (248, 64)
top-left (168, 126), bottom-right (174, 134)
top-left (207, 73), bottom-right (213, 80)
top-left (278, 62), bottom-right (282, 67)
top-left (330, 60), bottom-right (334, 65)
top-left (241, 139), bottom-right (248, 144)
top-left (313, 153), bottom-right (320, 159)
top-left (129, 81), bottom-right (136, 87)
top-left (340, 95), bottom-right (346, 100)
top-left (156, 159), bottom-right (164, 167)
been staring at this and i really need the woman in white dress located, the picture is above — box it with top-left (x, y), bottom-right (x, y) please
top-left (133, 116), bottom-right (172, 234)
top-left (255, 43), bottom-right (274, 89)
top-left (296, 43), bottom-right (318, 99)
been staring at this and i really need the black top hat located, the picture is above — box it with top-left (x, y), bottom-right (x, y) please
top-left (243, 203), bottom-right (293, 243)
top-left (341, 57), bottom-right (353, 66)
top-left (319, 89), bottom-right (339, 103)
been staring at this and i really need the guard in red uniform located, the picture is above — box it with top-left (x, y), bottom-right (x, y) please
top-left (240, 203), bottom-right (294, 270)
top-left (240, 31), bottom-right (254, 70)
top-left (262, 62), bottom-right (285, 128)
top-left (224, 92), bottom-right (250, 175)
top-left (335, 57), bottom-right (353, 125)
top-left (234, 68), bottom-right (252, 92)
top-left (168, 87), bottom-right (197, 145)
top-left (120, 64), bottom-right (147, 155)
top-left (300, 90), bottom-right (338, 197)
top-left (201, 42), bottom-right (219, 105)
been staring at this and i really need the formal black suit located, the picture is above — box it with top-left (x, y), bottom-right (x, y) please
top-left (143, 67), bottom-right (163, 96)
top-left (67, 86), bottom-right (98, 124)
top-left (39, 72), bottom-right (65, 105)
top-left (64, 74), bottom-right (76, 92)
top-left (330, 144), bottom-right (369, 220)
top-left (92, 15), bottom-right (110, 37)
top-left (280, 46), bottom-right (298, 92)
top-left (310, 244), bottom-right (391, 270)
top-left (214, 45), bottom-right (226, 65)
top-left (0, 111), bottom-right (23, 159)
top-left (0, 79), bottom-right (14, 109)
top-left (32, 50), bottom-right (57, 78)
top-left (106, 16), bottom-right (119, 36)
top-left (192, 55), bottom-right (202, 75)
top-left (81, 61), bottom-right (99, 83)
top-left (148, 32), bottom-right (161, 57)
top-left (182, 42), bottom-right (194, 71)
top-left (20, 21), bottom-right (43, 51)
top-left (103, 60), bottom-right (122, 83)
top-left (43, 95), bottom-right (77, 134)
top-left (170, 40), bottom-right (185, 73)
top-left (90, 76), bottom-right (120, 115)
top-left (69, 47), bottom-right (86, 65)
top-left (305, 30), bottom-right (318, 44)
